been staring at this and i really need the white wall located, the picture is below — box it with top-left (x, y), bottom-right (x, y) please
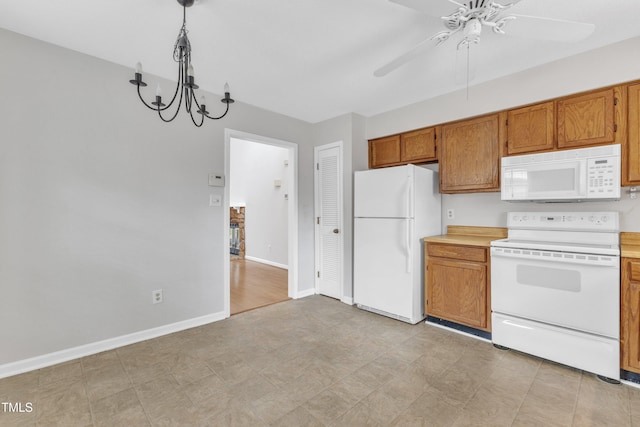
top-left (0, 28), bottom-right (314, 370)
top-left (230, 138), bottom-right (289, 266)
top-left (366, 36), bottom-right (640, 233)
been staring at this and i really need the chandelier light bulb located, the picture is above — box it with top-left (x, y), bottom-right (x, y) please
top-left (224, 82), bottom-right (230, 94)
top-left (187, 64), bottom-right (194, 77)
top-left (200, 95), bottom-right (206, 106)
top-left (135, 62), bottom-right (143, 74)
top-left (156, 83), bottom-right (162, 97)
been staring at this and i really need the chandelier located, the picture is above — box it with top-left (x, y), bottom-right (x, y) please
top-left (129, 0), bottom-right (233, 126)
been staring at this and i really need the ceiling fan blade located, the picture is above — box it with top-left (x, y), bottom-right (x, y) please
top-left (374, 37), bottom-right (437, 77)
top-left (503, 14), bottom-right (595, 42)
top-left (389, 0), bottom-right (464, 17)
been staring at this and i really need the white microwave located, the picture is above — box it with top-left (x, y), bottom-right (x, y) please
top-left (501, 145), bottom-right (621, 202)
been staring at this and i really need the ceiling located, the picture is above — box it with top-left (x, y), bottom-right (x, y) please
top-left (1, 0), bottom-right (640, 123)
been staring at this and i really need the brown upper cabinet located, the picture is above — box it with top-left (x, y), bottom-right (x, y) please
top-left (557, 86), bottom-right (624, 149)
top-left (368, 127), bottom-right (438, 168)
top-left (369, 135), bottom-right (400, 168)
top-left (504, 86), bottom-right (625, 156)
top-left (624, 83), bottom-right (640, 185)
top-left (505, 101), bottom-right (555, 155)
top-left (439, 113), bottom-right (501, 194)
top-left (367, 80), bottom-right (636, 192)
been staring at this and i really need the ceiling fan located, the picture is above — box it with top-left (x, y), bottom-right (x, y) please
top-left (374, 0), bottom-right (596, 78)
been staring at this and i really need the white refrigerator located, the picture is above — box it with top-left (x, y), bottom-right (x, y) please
top-left (353, 164), bottom-right (441, 324)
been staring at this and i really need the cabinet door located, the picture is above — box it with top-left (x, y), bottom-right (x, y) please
top-left (426, 258), bottom-right (487, 329)
top-left (557, 88), bottom-right (616, 148)
top-left (625, 83), bottom-right (640, 185)
top-left (622, 258), bottom-right (640, 373)
top-left (506, 101), bottom-right (555, 155)
top-left (440, 114), bottom-right (500, 193)
top-left (369, 135), bottom-right (401, 168)
top-left (401, 127), bottom-right (437, 163)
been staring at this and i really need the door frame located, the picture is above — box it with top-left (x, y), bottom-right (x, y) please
top-left (224, 129), bottom-right (299, 318)
top-left (314, 141), bottom-right (344, 301)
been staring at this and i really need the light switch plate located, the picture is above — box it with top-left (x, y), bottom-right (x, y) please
top-left (209, 194), bottom-right (222, 206)
top-left (208, 173), bottom-right (225, 187)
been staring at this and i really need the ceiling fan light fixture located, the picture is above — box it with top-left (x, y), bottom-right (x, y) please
top-left (376, 0), bottom-right (596, 78)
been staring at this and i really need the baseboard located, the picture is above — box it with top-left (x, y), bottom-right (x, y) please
top-left (0, 311), bottom-right (226, 380)
top-left (294, 288), bottom-right (316, 299)
top-left (244, 255), bottom-right (288, 270)
top-left (425, 316), bottom-right (492, 342)
top-left (341, 296), bottom-right (354, 305)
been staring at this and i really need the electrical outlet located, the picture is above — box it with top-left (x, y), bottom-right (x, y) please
top-left (152, 289), bottom-right (163, 304)
top-left (447, 209), bottom-right (455, 220)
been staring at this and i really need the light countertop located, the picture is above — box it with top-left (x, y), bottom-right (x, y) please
top-left (423, 225), bottom-right (507, 248)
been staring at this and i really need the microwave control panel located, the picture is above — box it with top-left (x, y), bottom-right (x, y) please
top-left (587, 157), bottom-right (619, 196)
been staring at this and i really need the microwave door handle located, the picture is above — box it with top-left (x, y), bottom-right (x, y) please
top-left (579, 159), bottom-right (587, 196)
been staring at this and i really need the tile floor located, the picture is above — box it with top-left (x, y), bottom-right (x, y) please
top-left (1, 295), bottom-right (639, 426)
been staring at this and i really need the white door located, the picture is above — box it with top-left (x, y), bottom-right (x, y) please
top-left (314, 142), bottom-right (343, 299)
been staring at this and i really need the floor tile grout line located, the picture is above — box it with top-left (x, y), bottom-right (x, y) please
top-left (569, 371), bottom-right (584, 427)
top-left (116, 348), bottom-right (155, 427)
top-left (509, 355), bottom-right (542, 427)
top-left (78, 359), bottom-right (97, 427)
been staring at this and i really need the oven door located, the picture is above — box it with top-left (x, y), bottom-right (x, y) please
top-left (490, 247), bottom-right (619, 338)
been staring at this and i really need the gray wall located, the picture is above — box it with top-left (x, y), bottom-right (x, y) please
top-left (367, 36), bottom-right (640, 233)
top-left (0, 28), bottom-right (313, 366)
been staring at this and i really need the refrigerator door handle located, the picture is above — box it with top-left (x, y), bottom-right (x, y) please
top-left (405, 174), bottom-right (413, 273)
top-left (406, 219), bottom-right (413, 273)
top-left (405, 174), bottom-right (412, 218)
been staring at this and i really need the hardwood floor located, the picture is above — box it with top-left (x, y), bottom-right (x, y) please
top-left (230, 259), bottom-right (289, 315)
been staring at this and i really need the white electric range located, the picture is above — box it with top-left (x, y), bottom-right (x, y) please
top-left (491, 211), bottom-right (620, 381)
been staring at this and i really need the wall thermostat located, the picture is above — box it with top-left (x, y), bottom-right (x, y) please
top-left (208, 173), bottom-right (225, 187)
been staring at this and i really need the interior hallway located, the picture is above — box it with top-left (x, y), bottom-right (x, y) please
top-left (1, 295), bottom-right (639, 426)
top-left (230, 258), bottom-right (289, 315)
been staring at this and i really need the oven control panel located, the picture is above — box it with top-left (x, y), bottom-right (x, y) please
top-left (507, 211), bottom-right (619, 232)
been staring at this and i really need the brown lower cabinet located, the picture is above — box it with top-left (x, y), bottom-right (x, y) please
top-left (425, 242), bottom-right (490, 331)
top-left (622, 257), bottom-right (640, 373)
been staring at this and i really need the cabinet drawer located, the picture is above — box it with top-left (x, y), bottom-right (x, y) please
top-left (427, 243), bottom-right (486, 262)
top-left (630, 261), bottom-right (640, 282)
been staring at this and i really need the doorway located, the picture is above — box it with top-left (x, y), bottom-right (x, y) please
top-left (224, 130), bottom-right (299, 318)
